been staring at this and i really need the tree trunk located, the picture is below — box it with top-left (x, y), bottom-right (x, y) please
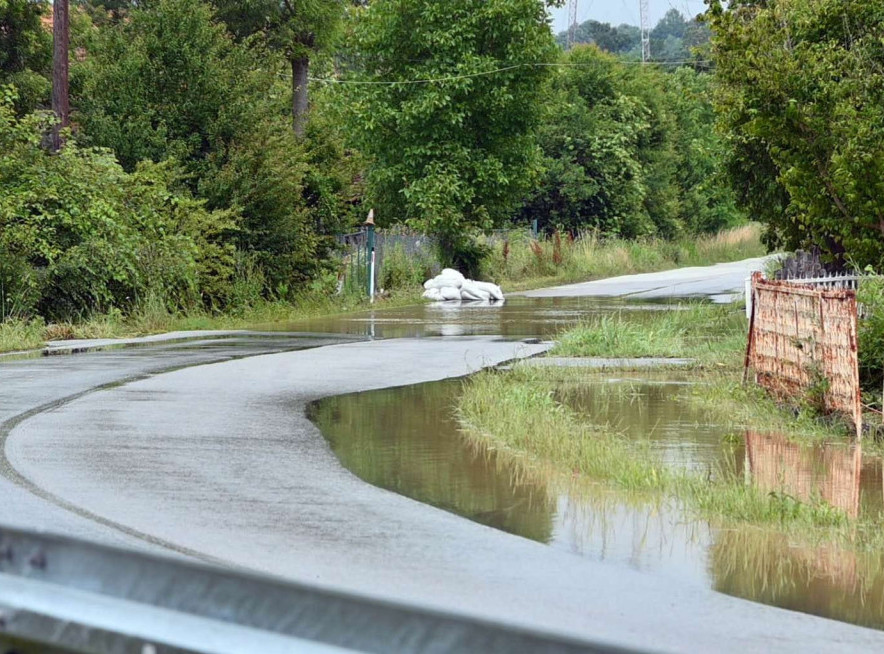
top-left (291, 56), bottom-right (309, 137)
top-left (50, 0), bottom-right (70, 152)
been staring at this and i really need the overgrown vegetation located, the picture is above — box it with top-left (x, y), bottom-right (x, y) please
top-left (485, 224), bottom-right (763, 291)
top-left (459, 364), bottom-right (865, 542)
top-left (1, 0), bottom-right (752, 341)
top-left (709, 0), bottom-right (884, 269)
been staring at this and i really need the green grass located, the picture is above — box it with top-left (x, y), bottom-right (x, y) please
top-left (482, 224), bottom-right (766, 292)
top-left (553, 303), bottom-right (749, 366)
top-left (0, 288), bottom-right (425, 354)
top-left (0, 318), bottom-right (47, 353)
top-left (458, 365), bottom-right (878, 549)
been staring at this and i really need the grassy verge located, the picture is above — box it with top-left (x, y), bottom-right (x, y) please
top-left (553, 303), bottom-right (748, 366)
top-left (458, 301), bottom-right (878, 551)
top-left (459, 364), bottom-right (878, 549)
top-left (483, 224), bottom-right (766, 291)
top-left (0, 288), bottom-right (423, 354)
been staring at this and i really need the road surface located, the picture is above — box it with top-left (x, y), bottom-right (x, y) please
top-left (2, 259), bottom-right (882, 653)
top-left (519, 256), bottom-right (768, 303)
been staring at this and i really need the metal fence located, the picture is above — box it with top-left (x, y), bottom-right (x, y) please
top-left (745, 272), bottom-right (862, 437)
top-left (0, 525), bottom-right (637, 654)
top-left (336, 228), bottom-right (439, 296)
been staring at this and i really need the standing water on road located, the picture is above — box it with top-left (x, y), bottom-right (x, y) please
top-left (306, 298), bottom-right (884, 630)
top-left (265, 296), bottom-right (681, 339)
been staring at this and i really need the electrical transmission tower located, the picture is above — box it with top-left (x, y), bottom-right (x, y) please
top-left (567, 0), bottom-right (578, 49)
top-left (640, 0), bottom-right (651, 62)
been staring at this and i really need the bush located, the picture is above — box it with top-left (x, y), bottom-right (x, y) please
top-left (858, 277), bottom-right (884, 390)
top-left (0, 90), bottom-right (235, 320)
top-left (378, 242), bottom-right (436, 291)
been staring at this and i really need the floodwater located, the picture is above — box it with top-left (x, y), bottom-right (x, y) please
top-left (265, 296), bottom-right (681, 339)
top-left (310, 363), bottom-right (884, 630)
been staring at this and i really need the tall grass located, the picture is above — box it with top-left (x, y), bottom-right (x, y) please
top-left (482, 224), bottom-right (766, 290)
top-left (0, 318), bottom-right (46, 353)
top-left (458, 365), bottom-right (875, 548)
top-left (554, 303), bottom-right (749, 366)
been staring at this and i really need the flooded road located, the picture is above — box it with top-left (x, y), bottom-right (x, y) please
top-left (5, 258), bottom-right (884, 652)
top-left (261, 295), bottom-right (679, 339)
top-left (311, 373), bottom-right (884, 630)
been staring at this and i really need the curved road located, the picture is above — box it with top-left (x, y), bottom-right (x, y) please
top-left (3, 259), bottom-right (882, 653)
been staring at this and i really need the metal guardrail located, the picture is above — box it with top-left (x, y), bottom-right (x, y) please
top-left (0, 525), bottom-right (644, 654)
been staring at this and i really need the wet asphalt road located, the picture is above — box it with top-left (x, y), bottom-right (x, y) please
top-left (3, 259), bottom-right (884, 653)
top-left (519, 256), bottom-right (768, 302)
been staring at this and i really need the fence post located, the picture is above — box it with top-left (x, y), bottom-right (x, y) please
top-left (364, 210), bottom-right (376, 302)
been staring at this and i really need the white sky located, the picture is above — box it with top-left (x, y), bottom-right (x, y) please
top-left (549, 1), bottom-right (710, 32)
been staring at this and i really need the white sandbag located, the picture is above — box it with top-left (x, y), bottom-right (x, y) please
top-left (439, 268), bottom-right (466, 284)
top-left (422, 288), bottom-right (444, 301)
top-left (472, 280), bottom-right (504, 301)
top-left (424, 273), bottom-right (463, 290)
top-left (459, 280), bottom-right (490, 301)
top-left (439, 286), bottom-right (462, 301)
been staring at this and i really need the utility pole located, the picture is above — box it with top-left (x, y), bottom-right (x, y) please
top-left (567, 0), bottom-right (578, 49)
top-left (50, 0), bottom-right (70, 152)
top-left (640, 0), bottom-right (651, 63)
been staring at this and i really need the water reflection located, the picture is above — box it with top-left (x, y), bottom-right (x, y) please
top-left (309, 376), bottom-right (884, 628)
top-left (745, 431), bottom-right (863, 518)
top-left (264, 296), bottom-right (683, 339)
top-left (307, 380), bottom-right (556, 542)
top-left (712, 528), bottom-right (884, 629)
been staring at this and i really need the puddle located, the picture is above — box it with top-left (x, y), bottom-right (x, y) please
top-left (310, 376), bottom-right (884, 629)
top-left (262, 296), bottom-right (682, 339)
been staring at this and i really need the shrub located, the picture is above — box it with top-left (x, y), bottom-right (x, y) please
top-left (0, 90), bottom-right (235, 320)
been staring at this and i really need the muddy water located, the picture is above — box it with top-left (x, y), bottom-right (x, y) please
top-left (266, 296), bottom-right (678, 339)
top-left (310, 376), bottom-right (884, 630)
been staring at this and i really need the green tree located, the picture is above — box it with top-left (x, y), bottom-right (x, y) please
top-left (344, 0), bottom-right (559, 272)
top-left (520, 46), bottom-right (742, 238)
top-left (212, 0), bottom-right (345, 135)
top-left (76, 0), bottom-right (269, 175)
top-left (0, 0), bottom-right (51, 112)
top-left (0, 87), bottom-right (235, 319)
top-left (709, 0), bottom-right (884, 267)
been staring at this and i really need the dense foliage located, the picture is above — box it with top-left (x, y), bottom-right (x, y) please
top-left (709, 0), bottom-right (884, 269)
top-left (0, 89), bottom-right (235, 320)
top-left (0, 0), bottom-right (51, 112)
top-left (0, 0), bottom-right (749, 323)
top-left (342, 0), bottom-right (559, 272)
top-left (520, 46), bottom-right (742, 238)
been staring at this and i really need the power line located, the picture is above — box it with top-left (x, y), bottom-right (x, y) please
top-left (306, 59), bottom-right (713, 86)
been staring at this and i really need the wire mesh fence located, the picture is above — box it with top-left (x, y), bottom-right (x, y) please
top-left (745, 272), bottom-right (862, 437)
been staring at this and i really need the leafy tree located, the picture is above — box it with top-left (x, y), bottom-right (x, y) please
top-left (519, 46), bottom-right (742, 238)
top-left (0, 0), bottom-right (51, 112)
top-left (212, 0), bottom-right (345, 135)
top-left (344, 0), bottom-right (559, 272)
top-left (520, 46), bottom-right (650, 237)
top-left (709, 0), bottom-right (884, 267)
top-left (76, 0), bottom-right (269, 175)
top-left (0, 87), bottom-right (235, 319)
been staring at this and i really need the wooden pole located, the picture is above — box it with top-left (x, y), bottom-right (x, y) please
top-left (50, 0), bottom-right (70, 152)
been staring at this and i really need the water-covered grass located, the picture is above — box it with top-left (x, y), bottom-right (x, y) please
top-left (485, 224), bottom-right (766, 291)
top-left (458, 365), bottom-right (877, 548)
top-left (553, 303), bottom-right (748, 366)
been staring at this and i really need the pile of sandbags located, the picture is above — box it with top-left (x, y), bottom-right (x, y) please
top-left (422, 269), bottom-right (505, 303)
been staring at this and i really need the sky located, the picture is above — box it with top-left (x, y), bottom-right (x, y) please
top-left (549, 1), bottom-right (710, 33)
